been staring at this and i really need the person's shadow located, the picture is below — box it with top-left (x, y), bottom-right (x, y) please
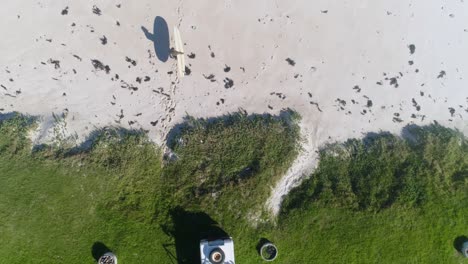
top-left (142, 16), bottom-right (170, 62)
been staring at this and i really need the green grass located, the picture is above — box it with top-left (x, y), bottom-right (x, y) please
top-left (0, 111), bottom-right (300, 263)
top-left (272, 197), bottom-right (468, 263)
top-left (279, 125), bottom-right (468, 263)
top-left (161, 111), bottom-right (299, 225)
top-left (0, 116), bottom-right (168, 263)
top-left (0, 112), bottom-right (467, 263)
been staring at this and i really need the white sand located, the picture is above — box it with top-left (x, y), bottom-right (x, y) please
top-left (1, 0), bottom-right (467, 215)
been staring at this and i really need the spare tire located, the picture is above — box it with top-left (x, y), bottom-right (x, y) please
top-left (462, 241), bottom-right (468, 258)
top-left (209, 248), bottom-right (225, 264)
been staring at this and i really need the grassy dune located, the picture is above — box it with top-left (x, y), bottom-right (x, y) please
top-left (0, 111), bottom-right (299, 263)
top-left (280, 125), bottom-right (468, 263)
top-left (0, 112), bottom-right (467, 263)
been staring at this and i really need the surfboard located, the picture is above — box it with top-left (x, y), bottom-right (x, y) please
top-left (173, 26), bottom-right (185, 77)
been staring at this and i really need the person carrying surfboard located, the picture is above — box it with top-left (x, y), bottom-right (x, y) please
top-left (169, 47), bottom-right (184, 58)
top-left (173, 26), bottom-right (186, 77)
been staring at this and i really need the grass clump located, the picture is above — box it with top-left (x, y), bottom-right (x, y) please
top-left (282, 125), bottom-right (467, 213)
top-left (86, 129), bottom-right (163, 222)
top-left (276, 124), bottom-right (468, 263)
top-left (0, 113), bottom-right (35, 155)
top-left (162, 111), bottom-right (299, 218)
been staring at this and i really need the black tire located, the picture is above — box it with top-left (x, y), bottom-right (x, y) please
top-left (209, 248), bottom-right (225, 264)
top-left (463, 242), bottom-right (468, 258)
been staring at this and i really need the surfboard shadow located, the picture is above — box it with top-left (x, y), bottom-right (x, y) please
top-left (142, 16), bottom-right (170, 62)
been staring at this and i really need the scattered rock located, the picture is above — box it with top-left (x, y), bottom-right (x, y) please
top-left (285, 58), bottom-right (296, 66)
top-left (353, 85), bottom-right (361, 93)
top-left (392, 113), bottom-right (403, 123)
top-left (92, 5), bottom-right (102, 16)
top-left (120, 80), bottom-right (138, 91)
top-left (125, 56), bottom-right (137, 67)
top-left (270, 92), bottom-right (286, 100)
top-left (208, 45), bottom-right (215, 58)
top-left (203, 74), bottom-right (216, 82)
top-left (61, 7), bottom-right (69, 15)
top-left (72, 54), bottom-right (82, 61)
top-left (336, 98), bottom-right (346, 106)
top-left (448, 107), bottom-right (455, 117)
top-left (408, 44), bottom-right (416, 55)
top-left (389, 77), bottom-right (399, 88)
top-left (100, 35), bottom-right (107, 45)
top-left (185, 66), bottom-right (191, 75)
top-left (224, 65), bottom-right (231, 72)
top-left (91, 59), bottom-right (110, 74)
top-left (48, 59), bottom-right (61, 69)
top-left (437, 70), bottom-right (446, 78)
top-left (223, 78), bottom-right (234, 88)
top-left (310, 101), bottom-right (323, 112)
top-left (412, 98), bottom-right (421, 111)
top-left (115, 110), bottom-right (124, 121)
top-left (187, 53), bottom-right (196, 59)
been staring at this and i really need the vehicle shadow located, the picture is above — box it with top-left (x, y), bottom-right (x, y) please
top-left (453, 235), bottom-right (468, 253)
top-left (162, 207), bottom-right (228, 264)
top-left (91, 241), bottom-right (112, 261)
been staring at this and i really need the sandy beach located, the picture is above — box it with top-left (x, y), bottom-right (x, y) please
top-left (1, 0), bottom-right (467, 215)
